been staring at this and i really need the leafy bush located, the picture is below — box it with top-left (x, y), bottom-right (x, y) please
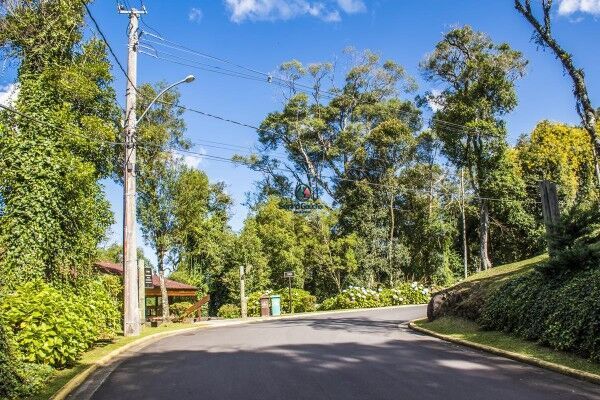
top-left (246, 288), bottom-right (317, 316)
top-left (0, 323), bottom-right (22, 399)
top-left (169, 302), bottom-right (193, 319)
top-left (217, 304), bottom-right (241, 319)
top-left (479, 267), bottom-right (600, 361)
top-left (0, 279), bottom-right (120, 368)
top-left (320, 283), bottom-right (432, 311)
top-left (78, 278), bottom-right (121, 340)
top-left (277, 288), bottom-right (317, 314)
top-left (1, 317), bottom-right (53, 399)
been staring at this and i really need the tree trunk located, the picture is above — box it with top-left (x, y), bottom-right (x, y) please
top-left (515, 0), bottom-right (600, 187)
top-left (479, 201), bottom-right (492, 271)
top-left (158, 248), bottom-right (169, 319)
top-left (388, 191), bottom-right (395, 275)
top-left (460, 168), bottom-right (468, 278)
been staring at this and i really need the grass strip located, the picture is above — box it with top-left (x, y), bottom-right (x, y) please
top-left (414, 316), bottom-right (600, 378)
top-left (30, 323), bottom-right (198, 400)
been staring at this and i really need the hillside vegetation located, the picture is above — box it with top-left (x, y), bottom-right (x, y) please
top-left (428, 253), bottom-right (600, 362)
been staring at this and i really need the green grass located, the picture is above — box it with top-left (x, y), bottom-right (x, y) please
top-left (416, 316), bottom-right (600, 376)
top-left (28, 323), bottom-right (201, 400)
top-left (461, 253), bottom-right (548, 285)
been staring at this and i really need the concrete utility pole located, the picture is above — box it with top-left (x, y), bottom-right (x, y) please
top-left (120, 4), bottom-right (146, 337)
top-left (240, 265), bottom-right (247, 318)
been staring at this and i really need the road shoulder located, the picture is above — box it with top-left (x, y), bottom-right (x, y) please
top-left (409, 317), bottom-right (600, 386)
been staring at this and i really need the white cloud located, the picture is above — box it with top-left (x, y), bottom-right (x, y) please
top-left (189, 7), bottom-right (203, 22)
top-left (336, 0), bottom-right (365, 14)
top-left (224, 0), bottom-right (365, 23)
top-left (171, 147), bottom-right (207, 169)
top-left (427, 89), bottom-right (444, 112)
top-left (558, 0), bottom-right (600, 15)
top-left (0, 83), bottom-right (19, 107)
top-left (183, 154), bottom-right (203, 169)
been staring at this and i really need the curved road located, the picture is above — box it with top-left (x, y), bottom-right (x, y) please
top-left (77, 306), bottom-right (599, 399)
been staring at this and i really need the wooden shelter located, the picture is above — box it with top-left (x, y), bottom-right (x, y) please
top-left (95, 261), bottom-right (199, 318)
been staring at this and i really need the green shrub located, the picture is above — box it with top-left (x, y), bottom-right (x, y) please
top-left (479, 267), bottom-right (600, 361)
top-left (169, 302), bottom-right (193, 319)
top-left (0, 279), bottom-right (120, 368)
top-left (217, 304), bottom-right (241, 319)
top-left (246, 289), bottom-right (317, 316)
top-left (277, 288), bottom-right (317, 314)
top-left (78, 278), bottom-right (121, 340)
top-left (0, 319), bottom-right (53, 399)
top-left (319, 283), bottom-right (432, 311)
top-left (0, 323), bottom-right (22, 399)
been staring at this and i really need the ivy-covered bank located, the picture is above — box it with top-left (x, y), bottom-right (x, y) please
top-left (428, 252), bottom-right (600, 362)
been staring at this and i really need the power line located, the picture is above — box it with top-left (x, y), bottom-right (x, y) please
top-left (83, 2), bottom-right (134, 92)
top-left (83, 7), bottom-right (533, 205)
top-left (0, 100), bottom-right (537, 206)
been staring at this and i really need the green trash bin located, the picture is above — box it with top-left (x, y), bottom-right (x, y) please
top-left (270, 295), bottom-right (281, 316)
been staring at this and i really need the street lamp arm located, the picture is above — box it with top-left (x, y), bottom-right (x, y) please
top-left (136, 75), bottom-right (195, 125)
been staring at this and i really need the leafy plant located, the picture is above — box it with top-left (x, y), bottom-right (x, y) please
top-left (479, 267), bottom-right (600, 361)
top-left (246, 288), bottom-right (317, 316)
top-left (217, 304), bottom-right (241, 319)
top-left (319, 283), bottom-right (432, 311)
top-left (169, 302), bottom-right (193, 319)
top-left (0, 279), bottom-right (119, 368)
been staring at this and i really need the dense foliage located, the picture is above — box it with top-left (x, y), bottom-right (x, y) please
top-left (320, 283), bottom-right (432, 311)
top-left (169, 302), bottom-right (193, 319)
top-left (480, 265), bottom-right (600, 361)
top-left (0, 279), bottom-right (120, 368)
top-left (0, 322), bottom-right (52, 400)
top-left (246, 289), bottom-right (317, 316)
top-left (0, 324), bottom-right (21, 399)
top-left (217, 304), bottom-right (242, 319)
top-left (0, 0), bottom-right (118, 288)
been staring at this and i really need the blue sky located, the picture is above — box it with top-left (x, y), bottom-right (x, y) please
top-left (2, 0), bottom-right (599, 266)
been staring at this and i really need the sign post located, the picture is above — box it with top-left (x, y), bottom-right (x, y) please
top-left (284, 271), bottom-right (294, 314)
top-left (144, 267), bottom-right (153, 289)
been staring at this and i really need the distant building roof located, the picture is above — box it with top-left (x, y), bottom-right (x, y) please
top-left (94, 261), bottom-right (198, 291)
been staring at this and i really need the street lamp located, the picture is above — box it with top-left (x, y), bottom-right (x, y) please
top-left (137, 74), bottom-right (195, 123)
top-left (123, 74), bottom-right (195, 337)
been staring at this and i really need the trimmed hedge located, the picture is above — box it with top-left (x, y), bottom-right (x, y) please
top-left (479, 267), bottom-right (600, 362)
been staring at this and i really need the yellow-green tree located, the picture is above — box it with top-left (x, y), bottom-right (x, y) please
top-left (516, 121), bottom-right (597, 209)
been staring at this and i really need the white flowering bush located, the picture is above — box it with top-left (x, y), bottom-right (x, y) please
top-left (319, 282), bottom-right (432, 311)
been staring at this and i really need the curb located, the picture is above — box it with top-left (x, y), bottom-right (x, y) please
top-left (51, 305), bottom-right (425, 399)
top-left (51, 325), bottom-right (208, 400)
top-left (408, 319), bottom-right (600, 386)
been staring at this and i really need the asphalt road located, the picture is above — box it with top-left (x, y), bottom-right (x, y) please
top-left (82, 306), bottom-right (600, 400)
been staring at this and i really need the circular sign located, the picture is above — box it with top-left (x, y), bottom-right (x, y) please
top-left (294, 184), bottom-right (312, 202)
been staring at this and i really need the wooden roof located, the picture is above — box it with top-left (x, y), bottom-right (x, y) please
top-left (95, 261), bottom-right (198, 295)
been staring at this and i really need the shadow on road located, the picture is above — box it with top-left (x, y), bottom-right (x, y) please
top-left (91, 333), bottom-right (599, 400)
